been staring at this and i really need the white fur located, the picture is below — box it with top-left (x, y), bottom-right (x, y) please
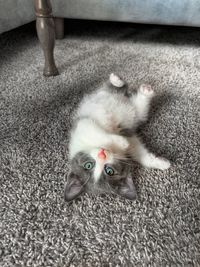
top-left (91, 148), bottom-right (114, 182)
top-left (76, 88), bottom-right (137, 133)
top-left (129, 136), bottom-right (171, 170)
top-left (109, 73), bottom-right (125, 87)
top-left (69, 118), bottom-right (129, 159)
top-left (69, 75), bottom-right (170, 181)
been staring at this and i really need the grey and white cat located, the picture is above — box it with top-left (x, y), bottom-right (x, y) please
top-left (65, 74), bottom-right (170, 201)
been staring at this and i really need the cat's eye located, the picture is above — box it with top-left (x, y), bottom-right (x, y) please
top-left (104, 166), bottom-right (115, 176)
top-left (83, 162), bottom-right (94, 170)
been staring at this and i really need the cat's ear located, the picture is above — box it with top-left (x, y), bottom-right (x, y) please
top-left (64, 171), bottom-right (84, 201)
top-left (115, 176), bottom-right (137, 200)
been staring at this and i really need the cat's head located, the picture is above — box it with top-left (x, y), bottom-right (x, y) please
top-left (64, 149), bottom-right (136, 201)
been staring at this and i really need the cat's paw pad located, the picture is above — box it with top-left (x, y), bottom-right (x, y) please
top-left (139, 84), bottom-right (154, 96)
top-left (110, 73), bottom-right (125, 88)
top-left (156, 157), bottom-right (171, 170)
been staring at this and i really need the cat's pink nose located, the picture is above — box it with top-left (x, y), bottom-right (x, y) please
top-left (98, 149), bottom-right (106, 159)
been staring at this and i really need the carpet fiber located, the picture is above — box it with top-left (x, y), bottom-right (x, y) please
top-left (0, 20), bottom-right (199, 266)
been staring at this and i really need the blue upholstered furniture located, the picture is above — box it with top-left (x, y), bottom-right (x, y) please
top-left (52, 0), bottom-right (200, 27)
top-left (1, 0), bottom-right (200, 75)
top-left (0, 0), bottom-right (34, 34)
top-left (1, 0), bottom-right (200, 35)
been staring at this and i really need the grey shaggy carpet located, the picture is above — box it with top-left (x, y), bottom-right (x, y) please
top-left (0, 20), bottom-right (200, 267)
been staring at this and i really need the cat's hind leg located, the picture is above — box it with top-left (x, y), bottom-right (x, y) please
top-left (109, 73), bottom-right (125, 87)
top-left (102, 73), bottom-right (129, 96)
top-left (131, 84), bottom-right (155, 123)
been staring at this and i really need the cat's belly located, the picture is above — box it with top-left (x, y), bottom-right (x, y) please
top-left (78, 91), bottom-right (136, 133)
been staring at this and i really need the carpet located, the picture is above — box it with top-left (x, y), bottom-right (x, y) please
top-left (0, 20), bottom-right (199, 266)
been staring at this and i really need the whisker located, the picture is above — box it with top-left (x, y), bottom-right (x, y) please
top-left (113, 158), bottom-right (133, 166)
top-left (112, 154), bottom-right (131, 160)
top-left (114, 157), bottom-right (130, 161)
top-left (112, 153), bottom-right (129, 159)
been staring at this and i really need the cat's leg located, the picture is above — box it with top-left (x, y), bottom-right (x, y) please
top-left (131, 84), bottom-right (154, 122)
top-left (110, 134), bottom-right (129, 150)
top-left (130, 136), bottom-right (170, 170)
top-left (101, 73), bottom-right (129, 96)
top-left (109, 73), bottom-right (125, 87)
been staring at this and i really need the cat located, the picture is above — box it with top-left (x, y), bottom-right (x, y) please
top-left (65, 73), bottom-right (170, 201)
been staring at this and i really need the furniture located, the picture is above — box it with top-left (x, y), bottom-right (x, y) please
top-left (2, 1), bottom-right (200, 76)
top-left (34, 0), bottom-right (200, 77)
top-left (34, 0), bottom-right (65, 76)
top-left (2, 0), bottom-right (198, 77)
top-left (0, 0), bottom-right (35, 34)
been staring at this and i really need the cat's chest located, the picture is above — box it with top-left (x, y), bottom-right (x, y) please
top-left (78, 91), bottom-right (135, 132)
top-left (91, 98), bottom-right (119, 131)
top-left (100, 112), bottom-right (119, 132)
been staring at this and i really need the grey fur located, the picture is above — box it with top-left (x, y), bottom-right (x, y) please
top-left (65, 152), bottom-right (136, 201)
top-left (66, 76), bottom-right (142, 201)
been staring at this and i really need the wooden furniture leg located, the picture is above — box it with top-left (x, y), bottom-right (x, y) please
top-left (54, 18), bottom-right (64, 39)
top-left (34, 0), bottom-right (59, 76)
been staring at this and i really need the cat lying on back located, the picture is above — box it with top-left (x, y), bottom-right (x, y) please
top-left (65, 74), bottom-right (170, 201)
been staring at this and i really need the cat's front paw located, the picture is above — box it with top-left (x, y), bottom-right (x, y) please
top-left (112, 135), bottom-right (129, 150)
top-left (139, 84), bottom-right (154, 97)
